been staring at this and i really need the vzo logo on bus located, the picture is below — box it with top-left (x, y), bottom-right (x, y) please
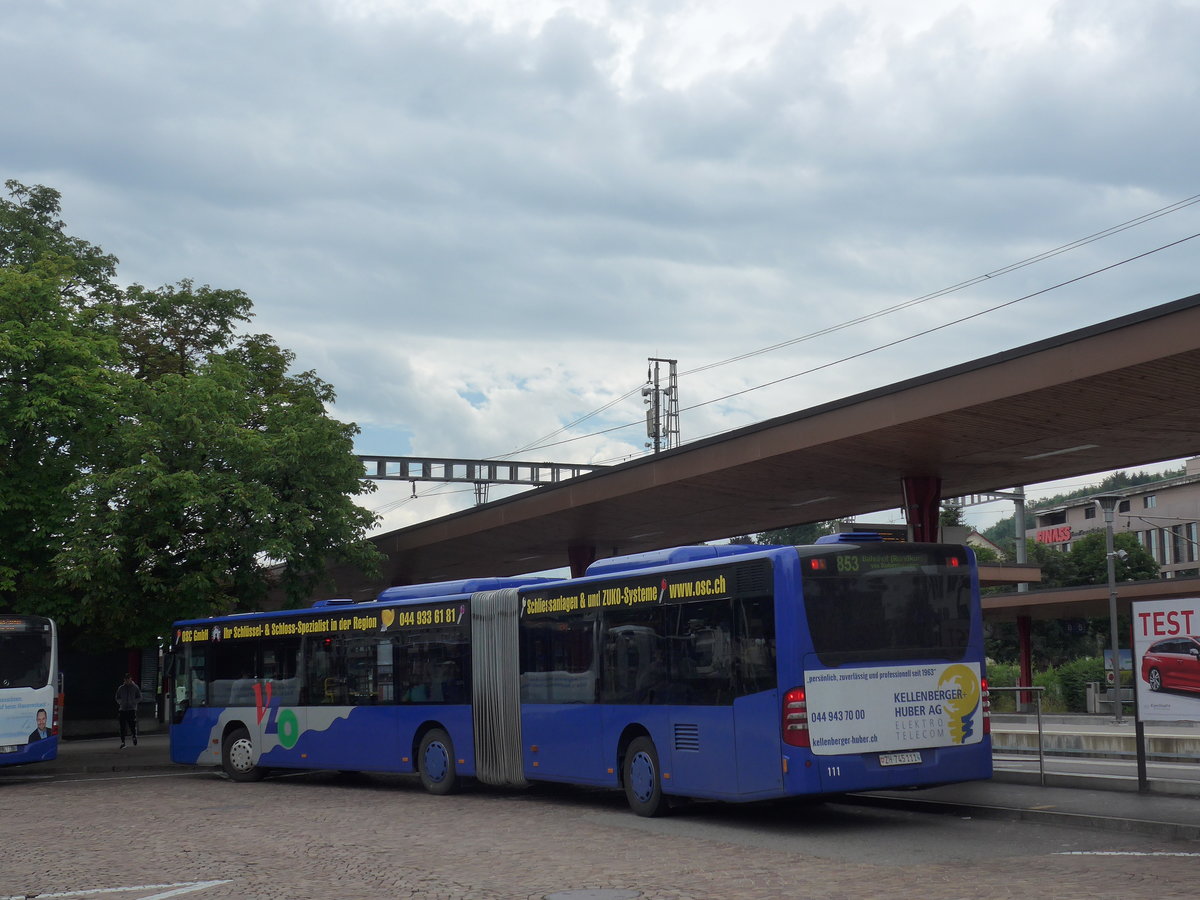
top-left (253, 683), bottom-right (300, 749)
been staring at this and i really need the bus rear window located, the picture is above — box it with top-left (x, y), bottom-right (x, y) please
top-left (0, 632), bottom-right (51, 689)
top-left (801, 548), bottom-right (972, 666)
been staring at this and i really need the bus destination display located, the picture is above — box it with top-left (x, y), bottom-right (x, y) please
top-left (809, 551), bottom-right (963, 575)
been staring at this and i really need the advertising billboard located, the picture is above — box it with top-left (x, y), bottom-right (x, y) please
top-left (1132, 598), bottom-right (1200, 723)
top-left (804, 662), bottom-right (984, 754)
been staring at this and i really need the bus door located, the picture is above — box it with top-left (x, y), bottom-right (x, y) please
top-left (523, 704), bottom-right (604, 781)
top-left (297, 634), bottom-right (396, 770)
top-left (733, 691), bottom-right (783, 794)
top-left (663, 598), bottom-right (782, 797)
top-left (520, 610), bottom-right (605, 783)
top-left (732, 594), bottom-right (782, 795)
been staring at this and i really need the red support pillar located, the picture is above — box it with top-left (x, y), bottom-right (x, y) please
top-left (567, 544), bottom-right (597, 578)
top-left (1018, 616), bottom-right (1034, 709)
top-left (901, 475), bottom-right (942, 542)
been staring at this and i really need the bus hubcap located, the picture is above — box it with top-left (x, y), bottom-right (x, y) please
top-left (630, 752), bottom-right (655, 801)
top-left (425, 742), bottom-right (448, 781)
top-left (229, 738), bottom-right (254, 772)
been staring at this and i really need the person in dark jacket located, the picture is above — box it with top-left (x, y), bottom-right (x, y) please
top-left (115, 673), bottom-right (142, 748)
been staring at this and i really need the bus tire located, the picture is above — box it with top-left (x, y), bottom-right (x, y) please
top-left (623, 736), bottom-right (669, 817)
top-left (221, 726), bottom-right (266, 782)
top-left (418, 728), bottom-right (459, 795)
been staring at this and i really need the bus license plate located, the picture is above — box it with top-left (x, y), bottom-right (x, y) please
top-left (879, 752), bottom-right (922, 767)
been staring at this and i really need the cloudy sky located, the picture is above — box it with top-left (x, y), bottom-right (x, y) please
top-left (5, 0), bottom-right (1199, 535)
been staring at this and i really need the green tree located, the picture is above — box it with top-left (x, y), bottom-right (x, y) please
top-left (0, 179), bottom-right (117, 301)
top-left (985, 619), bottom-right (1102, 668)
top-left (1063, 531), bottom-right (1158, 586)
top-left (939, 505), bottom-right (965, 527)
top-left (0, 181), bottom-right (381, 647)
top-left (984, 533), bottom-right (1156, 667)
top-left (101, 279), bottom-right (253, 380)
top-left (727, 521), bottom-right (837, 546)
top-left (756, 522), bottom-right (838, 545)
top-left (0, 259), bottom-right (123, 605)
top-left (972, 543), bottom-right (1000, 563)
top-left (1024, 538), bottom-right (1075, 587)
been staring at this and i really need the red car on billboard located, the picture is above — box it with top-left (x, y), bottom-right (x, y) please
top-left (1141, 636), bottom-right (1200, 693)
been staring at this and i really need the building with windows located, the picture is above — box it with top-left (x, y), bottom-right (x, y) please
top-left (1031, 457), bottom-right (1200, 578)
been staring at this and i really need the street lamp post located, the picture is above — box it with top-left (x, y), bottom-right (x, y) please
top-left (1093, 494), bottom-right (1124, 724)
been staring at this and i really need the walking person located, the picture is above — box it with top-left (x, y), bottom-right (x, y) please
top-left (116, 673), bottom-right (142, 748)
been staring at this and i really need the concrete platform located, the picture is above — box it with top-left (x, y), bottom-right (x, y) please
top-left (991, 712), bottom-right (1200, 761)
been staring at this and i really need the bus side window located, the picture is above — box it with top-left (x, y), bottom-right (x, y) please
top-left (344, 637), bottom-right (377, 704)
top-left (735, 597), bottom-right (777, 696)
top-left (304, 637), bottom-right (342, 705)
top-left (398, 628), bottom-right (470, 705)
top-left (520, 613), bottom-right (597, 704)
top-left (209, 641), bottom-right (257, 707)
top-left (174, 645), bottom-right (207, 709)
top-left (600, 606), bottom-right (667, 705)
top-left (667, 600), bottom-right (734, 705)
top-left (377, 639), bottom-right (395, 703)
top-left (262, 638), bottom-right (301, 705)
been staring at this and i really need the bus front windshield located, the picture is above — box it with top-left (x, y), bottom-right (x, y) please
top-left (801, 546), bottom-right (973, 667)
top-left (0, 630), bottom-right (52, 689)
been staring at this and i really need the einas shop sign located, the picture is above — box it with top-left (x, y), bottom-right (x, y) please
top-left (1036, 526), bottom-right (1072, 544)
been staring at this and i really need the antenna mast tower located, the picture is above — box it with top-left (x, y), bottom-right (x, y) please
top-left (643, 357), bottom-right (680, 453)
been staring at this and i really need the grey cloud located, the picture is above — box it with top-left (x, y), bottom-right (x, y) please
top-left (4, 0), bottom-right (1199, 503)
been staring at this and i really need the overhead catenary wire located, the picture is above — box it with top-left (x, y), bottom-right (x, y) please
top-left (508, 228), bottom-right (1200, 456)
top-left (678, 230), bottom-right (1200, 413)
top-left (492, 192), bottom-right (1200, 461)
top-left (680, 192), bottom-right (1200, 378)
top-left (376, 194), bottom-right (1200, 514)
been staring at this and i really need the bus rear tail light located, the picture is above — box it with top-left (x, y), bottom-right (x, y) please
top-left (782, 687), bottom-right (810, 747)
top-left (981, 678), bottom-right (991, 736)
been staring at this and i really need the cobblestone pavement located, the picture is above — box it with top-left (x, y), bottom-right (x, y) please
top-left (2, 770), bottom-right (1198, 899)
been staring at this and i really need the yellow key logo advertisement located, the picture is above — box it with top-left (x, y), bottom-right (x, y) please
top-left (805, 662), bottom-right (983, 755)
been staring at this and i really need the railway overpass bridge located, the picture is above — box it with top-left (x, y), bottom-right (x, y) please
top-left (317, 291), bottom-right (1200, 629)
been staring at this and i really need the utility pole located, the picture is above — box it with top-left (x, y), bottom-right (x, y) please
top-left (1094, 494), bottom-right (1125, 724)
top-left (643, 358), bottom-right (679, 453)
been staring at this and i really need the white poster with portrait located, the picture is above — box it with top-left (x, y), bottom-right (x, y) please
top-left (1132, 598), bottom-right (1200, 723)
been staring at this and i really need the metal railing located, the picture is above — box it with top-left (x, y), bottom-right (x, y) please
top-left (988, 685), bottom-right (1046, 785)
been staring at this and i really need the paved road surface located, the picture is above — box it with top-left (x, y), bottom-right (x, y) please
top-left (3, 762), bottom-right (1199, 900)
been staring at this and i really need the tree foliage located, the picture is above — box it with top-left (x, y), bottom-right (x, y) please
top-left (938, 505), bottom-right (965, 527)
top-left (0, 179), bottom-right (118, 302)
top-left (729, 521), bottom-right (838, 546)
top-left (0, 181), bottom-right (380, 647)
top-left (985, 534), bottom-right (1157, 666)
top-left (1061, 531), bottom-right (1158, 585)
top-left (0, 260), bottom-right (123, 602)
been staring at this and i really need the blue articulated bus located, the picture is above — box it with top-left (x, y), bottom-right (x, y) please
top-left (169, 535), bottom-right (991, 815)
top-left (0, 615), bottom-right (61, 768)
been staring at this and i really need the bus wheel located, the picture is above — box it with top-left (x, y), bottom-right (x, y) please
top-left (623, 736), bottom-right (669, 817)
top-left (418, 728), bottom-right (459, 795)
top-left (222, 727), bottom-right (266, 782)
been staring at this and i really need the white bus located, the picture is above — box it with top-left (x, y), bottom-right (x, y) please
top-left (0, 615), bottom-right (61, 767)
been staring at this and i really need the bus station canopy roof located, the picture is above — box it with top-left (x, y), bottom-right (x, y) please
top-left (331, 292), bottom-right (1200, 605)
